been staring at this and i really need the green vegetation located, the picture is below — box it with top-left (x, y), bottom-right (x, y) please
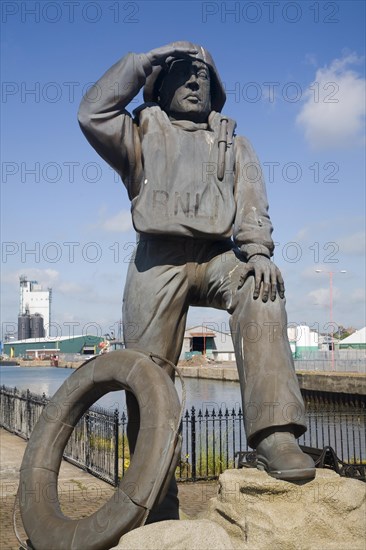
top-left (177, 449), bottom-right (235, 479)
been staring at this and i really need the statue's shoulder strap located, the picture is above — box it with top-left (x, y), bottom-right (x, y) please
top-left (209, 111), bottom-right (236, 142)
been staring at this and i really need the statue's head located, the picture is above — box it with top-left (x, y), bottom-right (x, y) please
top-left (143, 41), bottom-right (226, 123)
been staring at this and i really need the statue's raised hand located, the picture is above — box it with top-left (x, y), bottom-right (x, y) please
top-left (146, 42), bottom-right (198, 67)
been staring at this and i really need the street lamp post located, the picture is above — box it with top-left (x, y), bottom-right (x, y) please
top-left (315, 269), bottom-right (347, 370)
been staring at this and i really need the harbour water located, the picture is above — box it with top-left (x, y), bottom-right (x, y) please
top-left (0, 365), bottom-right (242, 414)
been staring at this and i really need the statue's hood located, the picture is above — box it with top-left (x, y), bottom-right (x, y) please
top-left (143, 41), bottom-right (226, 113)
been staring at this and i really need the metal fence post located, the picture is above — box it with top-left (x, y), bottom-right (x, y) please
top-left (113, 409), bottom-right (119, 486)
top-left (26, 389), bottom-right (31, 438)
top-left (121, 412), bottom-right (126, 476)
top-left (191, 406), bottom-right (196, 480)
top-left (85, 413), bottom-right (90, 469)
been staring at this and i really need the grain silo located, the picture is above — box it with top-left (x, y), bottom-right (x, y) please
top-left (19, 276), bottom-right (51, 337)
top-left (18, 314), bottom-right (31, 340)
top-left (30, 313), bottom-right (45, 339)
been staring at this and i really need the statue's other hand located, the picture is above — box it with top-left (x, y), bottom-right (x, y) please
top-left (146, 42), bottom-right (198, 67)
top-left (238, 256), bottom-right (285, 302)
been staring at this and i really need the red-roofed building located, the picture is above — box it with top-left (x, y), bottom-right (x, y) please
top-left (180, 325), bottom-right (235, 361)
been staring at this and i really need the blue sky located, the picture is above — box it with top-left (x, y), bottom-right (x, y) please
top-left (1, 0), bottom-right (365, 340)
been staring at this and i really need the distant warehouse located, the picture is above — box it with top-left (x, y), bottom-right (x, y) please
top-left (339, 327), bottom-right (366, 350)
top-left (4, 335), bottom-right (105, 359)
top-left (180, 326), bottom-right (235, 362)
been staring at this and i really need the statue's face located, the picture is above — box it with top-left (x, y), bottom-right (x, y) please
top-left (158, 59), bottom-right (211, 122)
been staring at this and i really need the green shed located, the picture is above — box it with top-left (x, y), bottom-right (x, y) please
top-left (4, 335), bottom-right (105, 358)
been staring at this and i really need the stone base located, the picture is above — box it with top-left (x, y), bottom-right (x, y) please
top-left (112, 519), bottom-right (234, 549)
top-left (113, 469), bottom-right (365, 550)
top-left (205, 468), bottom-right (365, 549)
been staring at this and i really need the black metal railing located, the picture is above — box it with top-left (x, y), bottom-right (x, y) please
top-left (0, 385), bottom-right (119, 485)
top-left (1, 385), bottom-right (365, 486)
top-left (175, 405), bottom-right (365, 481)
top-left (63, 406), bottom-right (120, 485)
top-left (177, 407), bottom-right (243, 480)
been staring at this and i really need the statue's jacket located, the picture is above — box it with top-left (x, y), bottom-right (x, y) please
top-left (78, 53), bottom-right (275, 260)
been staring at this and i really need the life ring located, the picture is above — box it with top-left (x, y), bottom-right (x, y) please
top-left (19, 349), bottom-right (182, 550)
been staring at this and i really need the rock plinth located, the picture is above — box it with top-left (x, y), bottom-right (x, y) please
top-left (112, 519), bottom-right (234, 549)
top-left (113, 469), bottom-right (365, 550)
top-left (205, 468), bottom-right (365, 550)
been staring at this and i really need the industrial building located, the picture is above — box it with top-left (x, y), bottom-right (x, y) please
top-left (287, 325), bottom-right (319, 357)
top-left (180, 324), bottom-right (321, 362)
top-left (3, 335), bottom-right (105, 359)
top-left (19, 276), bottom-right (51, 338)
top-left (339, 327), bottom-right (366, 349)
top-left (180, 326), bottom-right (235, 362)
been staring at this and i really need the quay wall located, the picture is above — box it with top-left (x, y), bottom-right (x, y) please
top-left (11, 360), bottom-right (366, 396)
top-left (178, 365), bottom-right (366, 396)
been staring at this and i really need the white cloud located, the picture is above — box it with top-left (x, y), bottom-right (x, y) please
top-left (297, 53), bottom-right (366, 149)
top-left (307, 287), bottom-right (341, 308)
top-left (337, 232), bottom-right (366, 255)
top-left (307, 288), bottom-right (329, 308)
top-left (292, 220), bottom-right (331, 243)
top-left (99, 209), bottom-right (133, 233)
top-left (2, 268), bottom-right (59, 287)
top-left (349, 287), bottom-right (366, 304)
top-left (304, 53), bottom-right (318, 67)
top-left (58, 282), bottom-right (84, 295)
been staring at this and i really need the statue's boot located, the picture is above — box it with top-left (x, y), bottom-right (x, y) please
top-left (256, 431), bottom-right (316, 481)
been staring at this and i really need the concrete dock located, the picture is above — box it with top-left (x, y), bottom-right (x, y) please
top-left (178, 365), bottom-right (366, 395)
